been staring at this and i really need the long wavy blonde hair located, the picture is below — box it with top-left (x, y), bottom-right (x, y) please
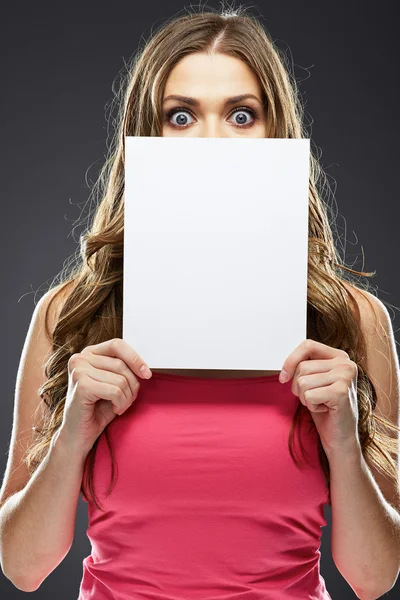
top-left (27, 5), bottom-right (399, 511)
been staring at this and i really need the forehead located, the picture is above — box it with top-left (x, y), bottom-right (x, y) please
top-left (163, 52), bottom-right (262, 98)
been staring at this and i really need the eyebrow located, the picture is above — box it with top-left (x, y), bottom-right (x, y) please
top-left (162, 93), bottom-right (263, 107)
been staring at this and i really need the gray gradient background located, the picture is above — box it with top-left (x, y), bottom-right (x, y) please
top-left (1, 1), bottom-right (399, 598)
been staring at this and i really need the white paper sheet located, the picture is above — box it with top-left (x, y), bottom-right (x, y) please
top-left (123, 136), bottom-right (310, 371)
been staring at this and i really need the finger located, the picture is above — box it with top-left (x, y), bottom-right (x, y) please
top-left (82, 338), bottom-right (152, 379)
top-left (293, 369), bottom-right (335, 397)
top-left (85, 366), bottom-right (135, 407)
top-left (313, 405), bottom-right (329, 413)
top-left (281, 339), bottom-right (343, 383)
top-left (293, 359), bottom-right (338, 379)
top-left (82, 374), bottom-right (128, 415)
top-left (82, 353), bottom-right (140, 400)
top-left (302, 384), bottom-right (335, 410)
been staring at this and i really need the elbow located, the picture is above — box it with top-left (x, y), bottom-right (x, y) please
top-left (373, 563), bottom-right (400, 598)
top-left (357, 590), bottom-right (393, 600)
top-left (15, 580), bottom-right (41, 593)
top-left (1, 557), bottom-right (45, 593)
top-left (21, 580), bottom-right (42, 593)
top-left (1, 558), bottom-right (35, 592)
top-left (2, 566), bottom-right (43, 593)
top-left (1, 538), bottom-right (73, 592)
top-left (354, 587), bottom-right (381, 600)
top-left (345, 554), bottom-right (400, 599)
top-left (354, 575), bottom-right (399, 600)
top-left (4, 572), bottom-right (41, 593)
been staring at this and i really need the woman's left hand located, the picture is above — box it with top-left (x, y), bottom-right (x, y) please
top-left (279, 338), bottom-right (361, 458)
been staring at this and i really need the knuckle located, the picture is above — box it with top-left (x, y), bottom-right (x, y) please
top-left (76, 373), bottom-right (89, 390)
top-left (113, 385), bottom-right (125, 400)
top-left (117, 374), bottom-right (129, 393)
top-left (81, 345), bottom-right (92, 355)
top-left (340, 363), bottom-right (355, 378)
top-left (68, 353), bottom-right (80, 367)
top-left (70, 366), bottom-right (84, 382)
top-left (116, 373), bottom-right (125, 386)
top-left (110, 338), bottom-right (119, 353)
top-left (333, 379), bottom-right (346, 392)
top-left (297, 375), bottom-right (306, 390)
top-left (115, 358), bottom-right (125, 372)
top-left (297, 363), bottom-right (306, 376)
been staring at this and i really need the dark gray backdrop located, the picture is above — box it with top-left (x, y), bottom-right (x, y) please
top-left (1, 1), bottom-right (399, 598)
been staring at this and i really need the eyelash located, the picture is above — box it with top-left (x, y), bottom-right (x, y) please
top-left (164, 105), bottom-right (259, 129)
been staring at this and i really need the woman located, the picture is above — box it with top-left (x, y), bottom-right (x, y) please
top-left (1, 6), bottom-right (399, 599)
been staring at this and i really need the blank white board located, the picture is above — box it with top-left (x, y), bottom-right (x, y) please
top-left (123, 136), bottom-right (310, 371)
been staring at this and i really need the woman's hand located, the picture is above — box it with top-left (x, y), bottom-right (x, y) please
top-left (59, 337), bottom-right (152, 456)
top-left (279, 338), bottom-right (360, 458)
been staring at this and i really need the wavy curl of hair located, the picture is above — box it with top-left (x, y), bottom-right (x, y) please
top-left (26, 5), bottom-right (399, 512)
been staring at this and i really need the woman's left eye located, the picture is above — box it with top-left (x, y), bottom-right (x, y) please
top-left (164, 106), bottom-right (259, 128)
top-left (229, 107), bottom-right (258, 127)
top-left (231, 107), bottom-right (258, 127)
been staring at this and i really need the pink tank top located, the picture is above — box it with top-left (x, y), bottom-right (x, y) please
top-left (78, 371), bottom-right (332, 600)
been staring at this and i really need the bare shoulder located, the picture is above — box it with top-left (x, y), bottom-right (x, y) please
top-left (341, 279), bottom-right (386, 327)
top-left (40, 279), bottom-right (78, 340)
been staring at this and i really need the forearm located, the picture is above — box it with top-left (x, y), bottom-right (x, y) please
top-left (328, 442), bottom-right (400, 599)
top-left (0, 429), bottom-right (88, 592)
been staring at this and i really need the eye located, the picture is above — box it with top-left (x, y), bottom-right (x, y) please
top-left (164, 106), bottom-right (259, 129)
top-left (228, 107), bottom-right (258, 128)
top-left (164, 107), bottom-right (195, 128)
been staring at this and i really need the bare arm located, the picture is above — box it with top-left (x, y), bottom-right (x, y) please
top-left (0, 428), bottom-right (88, 592)
top-left (1, 283), bottom-right (148, 592)
top-left (329, 443), bottom-right (400, 600)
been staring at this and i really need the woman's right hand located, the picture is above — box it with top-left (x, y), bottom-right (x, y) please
top-left (58, 337), bottom-right (152, 455)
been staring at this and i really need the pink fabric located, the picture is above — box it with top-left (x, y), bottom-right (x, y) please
top-left (78, 371), bottom-right (332, 599)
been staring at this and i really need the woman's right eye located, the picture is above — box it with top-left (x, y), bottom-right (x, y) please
top-left (164, 107), bottom-right (194, 128)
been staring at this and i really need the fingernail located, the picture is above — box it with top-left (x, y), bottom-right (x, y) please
top-left (279, 369), bottom-right (288, 384)
top-left (140, 365), bottom-right (152, 378)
